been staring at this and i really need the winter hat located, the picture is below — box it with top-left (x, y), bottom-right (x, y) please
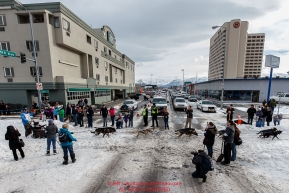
top-left (62, 124), bottom-right (69, 129)
top-left (48, 119), bottom-right (54, 125)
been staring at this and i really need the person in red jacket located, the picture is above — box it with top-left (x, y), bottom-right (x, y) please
top-left (109, 106), bottom-right (115, 127)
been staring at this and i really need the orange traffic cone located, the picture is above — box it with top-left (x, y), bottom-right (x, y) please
top-left (237, 114), bottom-right (242, 124)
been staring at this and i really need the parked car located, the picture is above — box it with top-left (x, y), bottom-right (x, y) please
top-left (270, 93), bottom-right (289, 104)
top-left (197, 100), bottom-right (217, 112)
top-left (120, 99), bottom-right (138, 111)
top-left (173, 98), bottom-right (187, 111)
top-left (184, 94), bottom-right (190, 99)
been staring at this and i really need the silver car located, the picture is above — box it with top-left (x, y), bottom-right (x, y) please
top-left (173, 98), bottom-right (187, 111)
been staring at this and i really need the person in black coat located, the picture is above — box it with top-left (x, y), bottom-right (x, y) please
top-left (247, 105), bottom-right (256, 125)
top-left (192, 150), bottom-right (208, 182)
top-left (203, 122), bottom-right (218, 158)
top-left (100, 105), bottom-right (108, 127)
top-left (226, 104), bottom-right (234, 121)
top-left (86, 105), bottom-right (94, 128)
top-left (5, 126), bottom-right (25, 161)
top-left (261, 106), bottom-right (268, 127)
top-left (266, 107), bottom-right (273, 126)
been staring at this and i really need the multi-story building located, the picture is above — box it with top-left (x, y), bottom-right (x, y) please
top-left (0, 0), bottom-right (135, 106)
top-left (208, 19), bottom-right (265, 80)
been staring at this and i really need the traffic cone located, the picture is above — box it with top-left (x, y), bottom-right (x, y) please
top-left (237, 114), bottom-right (242, 124)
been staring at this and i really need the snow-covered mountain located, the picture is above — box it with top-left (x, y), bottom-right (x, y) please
top-left (136, 77), bottom-right (208, 87)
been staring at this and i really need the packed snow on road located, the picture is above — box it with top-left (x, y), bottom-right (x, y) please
top-left (0, 105), bottom-right (288, 193)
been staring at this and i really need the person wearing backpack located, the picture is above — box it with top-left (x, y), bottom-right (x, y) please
top-left (231, 123), bottom-right (241, 161)
top-left (58, 124), bottom-right (77, 165)
top-left (203, 122), bottom-right (218, 158)
top-left (192, 150), bottom-right (212, 182)
top-left (221, 120), bottom-right (235, 165)
top-left (45, 119), bottom-right (58, 156)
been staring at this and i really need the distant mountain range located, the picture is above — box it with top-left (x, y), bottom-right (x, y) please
top-left (136, 77), bottom-right (208, 87)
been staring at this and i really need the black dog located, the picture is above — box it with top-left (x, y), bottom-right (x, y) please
top-left (257, 128), bottom-right (283, 140)
top-left (174, 128), bottom-right (198, 138)
top-left (91, 127), bottom-right (116, 138)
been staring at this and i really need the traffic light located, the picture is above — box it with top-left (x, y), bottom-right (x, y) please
top-left (20, 52), bottom-right (26, 63)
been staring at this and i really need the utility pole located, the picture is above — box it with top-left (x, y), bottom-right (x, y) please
top-left (14, 0), bottom-right (42, 108)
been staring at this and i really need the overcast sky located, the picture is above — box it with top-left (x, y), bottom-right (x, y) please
top-left (21, 0), bottom-right (289, 83)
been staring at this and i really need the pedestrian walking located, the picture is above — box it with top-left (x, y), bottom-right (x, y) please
top-left (53, 106), bottom-right (59, 120)
top-left (5, 125), bottom-right (25, 161)
top-left (45, 119), bottom-right (58, 156)
top-left (226, 104), bottom-right (234, 121)
top-left (59, 124), bottom-right (77, 165)
top-left (185, 106), bottom-right (193, 128)
top-left (203, 122), bottom-right (218, 158)
top-left (221, 120), bottom-right (235, 165)
top-left (128, 107), bottom-right (134, 127)
top-left (247, 105), bottom-right (256, 125)
top-left (142, 105), bottom-right (148, 126)
top-left (86, 105), bottom-right (94, 128)
top-left (231, 123), bottom-right (241, 161)
top-left (266, 107), bottom-right (273, 126)
top-left (109, 106), bottom-right (115, 127)
top-left (100, 105), bottom-right (108, 127)
top-left (151, 103), bottom-right (158, 127)
top-left (163, 107), bottom-right (169, 129)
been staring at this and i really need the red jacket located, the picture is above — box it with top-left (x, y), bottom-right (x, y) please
top-left (109, 108), bottom-right (115, 116)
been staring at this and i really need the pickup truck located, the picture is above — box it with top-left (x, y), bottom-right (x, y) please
top-left (270, 93), bottom-right (289, 104)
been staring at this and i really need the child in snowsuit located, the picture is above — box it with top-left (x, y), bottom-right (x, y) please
top-left (116, 114), bottom-right (123, 129)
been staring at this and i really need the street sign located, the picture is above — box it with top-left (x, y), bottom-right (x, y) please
top-left (36, 83), bottom-right (43, 90)
top-left (40, 90), bottom-right (49, 94)
top-left (0, 49), bottom-right (17, 57)
top-left (265, 55), bottom-right (280, 68)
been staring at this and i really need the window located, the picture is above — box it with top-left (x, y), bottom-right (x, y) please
top-left (121, 79), bottom-right (122, 83)
top-left (96, 74), bottom-right (100, 81)
top-left (115, 67), bottom-right (117, 74)
top-left (120, 70), bottom-right (123, 76)
top-left (115, 55), bottom-right (117, 59)
top-left (54, 17), bottom-right (60, 28)
top-left (105, 76), bottom-right (108, 82)
top-left (3, 67), bottom-right (14, 77)
top-left (104, 61), bottom-right (108, 68)
top-left (86, 35), bottom-right (91, 44)
top-left (30, 67), bottom-right (43, 76)
top-left (0, 15), bottom-right (6, 26)
top-left (26, 40), bottom-right (39, 51)
top-left (95, 57), bottom-right (99, 65)
top-left (115, 78), bottom-right (117, 83)
top-left (94, 39), bottom-right (98, 49)
top-left (63, 19), bottom-right (70, 31)
top-left (67, 91), bottom-right (90, 101)
top-left (0, 42), bottom-right (9, 50)
top-left (104, 46), bottom-right (107, 53)
top-left (126, 62), bottom-right (128, 68)
top-left (109, 50), bottom-right (111, 56)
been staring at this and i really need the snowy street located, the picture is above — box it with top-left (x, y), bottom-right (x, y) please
top-left (1, 100), bottom-right (289, 193)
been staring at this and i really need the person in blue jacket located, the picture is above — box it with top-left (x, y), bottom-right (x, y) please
top-left (59, 124), bottom-right (77, 165)
top-left (53, 106), bottom-right (59, 120)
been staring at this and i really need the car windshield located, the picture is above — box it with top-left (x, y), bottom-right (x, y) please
top-left (124, 101), bottom-right (134, 104)
top-left (176, 99), bottom-right (185, 102)
top-left (152, 98), bottom-right (166, 104)
top-left (202, 101), bottom-right (213, 105)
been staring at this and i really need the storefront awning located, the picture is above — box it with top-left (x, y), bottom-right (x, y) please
top-left (68, 88), bottom-right (91, 92)
top-left (95, 88), bottom-right (110, 91)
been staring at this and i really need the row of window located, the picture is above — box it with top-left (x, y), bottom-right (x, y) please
top-left (95, 73), bottom-right (124, 83)
top-left (0, 41), bottom-right (40, 52)
top-left (3, 67), bottom-right (42, 77)
top-left (248, 35), bottom-right (264, 38)
top-left (67, 92), bottom-right (90, 101)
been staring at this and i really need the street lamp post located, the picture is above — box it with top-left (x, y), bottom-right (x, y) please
top-left (182, 69), bottom-right (184, 91)
top-left (14, 0), bottom-right (42, 108)
top-left (212, 25), bottom-right (227, 109)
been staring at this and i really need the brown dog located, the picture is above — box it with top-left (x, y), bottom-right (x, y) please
top-left (136, 127), bottom-right (155, 137)
top-left (91, 127), bottom-right (116, 138)
top-left (175, 128), bottom-right (198, 138)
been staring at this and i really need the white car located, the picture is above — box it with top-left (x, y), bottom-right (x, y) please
top-left (173, 97), bottom-right (187, 111)
top-left (187, 97), bottom-right (198, 107)
top-left (197, 100), bottom-right (217, 113)
top-left (120, 99), bottom-right (138, 111)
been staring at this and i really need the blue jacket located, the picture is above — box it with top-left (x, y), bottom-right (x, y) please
top-left (53, 107), bottom-right (59, 116)
top-left (20, 112), bottom-right (32, 125)
top-left (58, 128), bottom-right (77, 147)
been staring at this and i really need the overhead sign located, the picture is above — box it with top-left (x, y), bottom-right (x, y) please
top-left (40, 90), bottom-right (49, 94)
top-left (0, 49), bottom-right (17, 57)
top-left (265, 55), bottom-right (280, 68)
top-left (36, 83), bottom-right (43, 90)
